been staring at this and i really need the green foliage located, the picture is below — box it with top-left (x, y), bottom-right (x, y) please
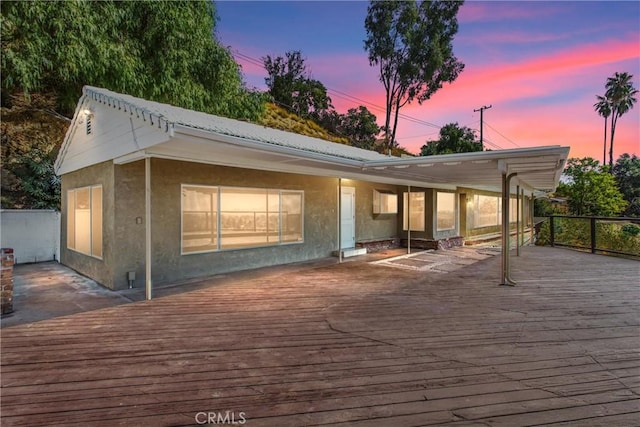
top-left (260, 104), bottom-right (349, 145)
top-left (536, 217), bottom-right (640, 257)
top-left (1, 93), bottom-right (67, 209)
top-left (1, 0), bottom-right (264, 121)
top-left (1, 0), bottom-right (267, 209)
top-left (263, 51), bottom-right (331, 119)
top-left (420, 122), bottom-right (481, 155)
top-left (364, 0), bottom-right (464, 150)
top-left (317, 106), bottom-right (381, 150)
top-left (557, 157), bottom-right (627, 216)
top-left (534, 197), bottom-right (566, 217)
top-left (621, 223), bottom-right (640, 237)
top-left (613, 153), bottom-right (640, 217)
top-left (602, 72), bottom-right (638, 169)
top-left (593, 94), bottom-right (611, 165)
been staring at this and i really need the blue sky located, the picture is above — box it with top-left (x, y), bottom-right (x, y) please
top-left (215, 1), bottom-right (640, 159)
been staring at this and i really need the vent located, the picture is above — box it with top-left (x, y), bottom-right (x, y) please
top-left (86, 117), bottom-right (92, 135)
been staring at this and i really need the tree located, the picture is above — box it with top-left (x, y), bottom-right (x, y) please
top-left (1, 0), bottom-right (265, 209)
top-left (364, 0), bottom-right (464, 151)
top-left (340, 106), bottom-right (381, 150)
top-left (263, 51), bottom-right (331, 119)
top-left (316, 106), bottom-right (381, 150)
top-left (556, 157), bottom-right (626, 216)
top-left (604, 72), bottom-right (638, 169)
top-left (593, 95), bottom-right (611, 166)
top-left (613, 153), bottom-right (640, 217)
top-left (2, 1), bottom-right (263, 119)
top-left (420, 123), bottom-right (481, 155)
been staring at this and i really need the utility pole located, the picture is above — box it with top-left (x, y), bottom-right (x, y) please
top-left (473, 105), bottom-right (492, 150)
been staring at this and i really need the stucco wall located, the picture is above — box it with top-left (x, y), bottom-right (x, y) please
top-left (130, 159), bottom-right (342, 287)
top-left (346, 180), bottom-right (399, 242)
top-left (0, 210), bottom-right (60, 264)
top-left (60, 158), bottom-right (424, 290)
top-left (113, 161), bottom-right (146, 289)
top-left (60, 161), bottom-right (115, 288)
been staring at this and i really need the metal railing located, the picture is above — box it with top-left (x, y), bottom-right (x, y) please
top-left (543, 215), bottom-right (640, 258)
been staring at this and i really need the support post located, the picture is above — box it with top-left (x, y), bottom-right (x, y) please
top-left (500, 172), bottom-right (517, 286)
top-left (338, 178), bottom-right (342, 263)
top-left (590, 217), bottom-right (597, 254)
top-left (521, 188), bottom-right (525, 246)
top-left (550, 216), bottom-right (555, 247)
top-left (407, 185), bottom-right (411, 254)
top-left (516, 185), bottom-right (520, 257)
top-left (145, 157), bottom-right (152, 300)
top-left (530, 195), bottom-right (534, 244)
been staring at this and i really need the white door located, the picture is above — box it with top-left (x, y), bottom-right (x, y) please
top-left (340, 187), bottom-right (356, 249)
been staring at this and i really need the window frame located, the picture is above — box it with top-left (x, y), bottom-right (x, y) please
top-left (402, 191), bottom-right (426, 232)
top-left (436, 191), bottom-right (456, 232)
top-left (66, 184), bottom-right (103, 259)
top-left (181, 184), bottom-right (304, 255)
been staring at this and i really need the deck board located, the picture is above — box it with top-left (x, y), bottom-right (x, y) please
top-left (1, 246), bottom-right (639, 426)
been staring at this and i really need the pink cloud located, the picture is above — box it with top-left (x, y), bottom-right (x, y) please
top-left (228, 38), bottom-right (639, 161)
top-left (458, 2), bottom-right (559, 23)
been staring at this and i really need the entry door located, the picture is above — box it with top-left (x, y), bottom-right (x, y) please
top-left (341, 187), bottom-right (356, 249)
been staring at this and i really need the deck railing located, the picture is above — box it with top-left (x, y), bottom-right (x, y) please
top-left (538, 215), bottom-right (640, 258)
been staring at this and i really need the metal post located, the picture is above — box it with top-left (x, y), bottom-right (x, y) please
top-left (407, 185), bottom-right (411, 254)
top-left (590, 217), bottom-right (597, 254)
top-left (501, 172), bottom-right (517, 286)
top-left (549, 216), bottom-right (555, 247)
top-left (145, 157), bottom-right (152, 300)
top-left (520, 188), bottom-right (525, 247)
top-left (530, 195), bottom-right (534, 245)
top-left (516, 185), bottom-right (520, 257)
top-left (338, 178), bottom-right (342, 263)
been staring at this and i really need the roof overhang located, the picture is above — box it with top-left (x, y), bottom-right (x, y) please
top-left (113, 125), bottom-right (569, 194)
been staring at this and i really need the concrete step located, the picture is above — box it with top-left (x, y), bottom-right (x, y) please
top-left (332, 247), bottom-right (367, 258)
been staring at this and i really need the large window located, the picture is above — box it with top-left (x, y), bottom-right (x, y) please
top-left (67, 185), bottom-right (102, 258)
top-left (436, 192), bottom-right (456, 231)
top-left (472, 195), bottom-right (519, 228)
top-left (403, 192), bottom-right (425, 231)
top-left (182, 185), bottom-right (303, 254)
top-left (473, 195), bottom-right (501, 228)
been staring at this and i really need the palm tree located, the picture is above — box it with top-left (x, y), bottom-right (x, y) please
top-left (604, 72), bottom-right (638, 169)
top-left (593, 95), bottom-right (611, 166)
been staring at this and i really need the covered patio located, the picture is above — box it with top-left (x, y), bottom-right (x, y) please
top-left (2, 246), bottom-right (638, 426)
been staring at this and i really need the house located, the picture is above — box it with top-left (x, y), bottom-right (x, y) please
top-left (55, 86), bottom-right (569, 297)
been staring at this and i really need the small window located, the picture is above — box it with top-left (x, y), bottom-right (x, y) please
top-left (403, 192), bottom-right (425, 231)
top-left (373, 190), bottom-right (398, 214)
top-left (67, 185), bottom-right (102, 258)
top-left (436, 192), bottom-right (456, 231)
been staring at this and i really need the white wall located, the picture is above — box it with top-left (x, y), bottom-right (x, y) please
top-left (1, 210), bottom-right (60, 264)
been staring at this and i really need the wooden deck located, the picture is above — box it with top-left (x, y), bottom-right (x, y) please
top-left (1, 246), bottom-right (639, 426)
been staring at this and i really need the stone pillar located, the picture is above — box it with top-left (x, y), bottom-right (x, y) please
top-left (1, 248), bottom-right (15, 316)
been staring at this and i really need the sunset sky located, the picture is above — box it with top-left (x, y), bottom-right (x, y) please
top-left (216, 1), bottom-right (640, 161)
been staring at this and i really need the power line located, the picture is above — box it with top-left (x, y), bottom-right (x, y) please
top-left (231, 49), bottom-right (443, 131)
top-left (484, 121), bottom-right (521, 148)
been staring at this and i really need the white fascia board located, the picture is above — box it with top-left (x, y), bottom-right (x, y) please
top-left (113, 150), bottom-right (148, 165)
top-left (154, 126), bottom-right (456, 189)
top-left (55, 94), bottom-right (89, 175)
top-left (364, 146), bottom-right (569, 169)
